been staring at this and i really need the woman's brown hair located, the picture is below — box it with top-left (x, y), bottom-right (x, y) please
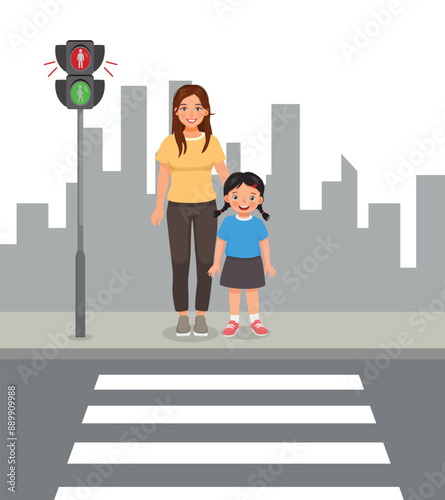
top-left (171, 84), bottom-right (213, 157)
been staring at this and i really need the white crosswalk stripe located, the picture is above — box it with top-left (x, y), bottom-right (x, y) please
top-left (68, 441), bottom-right (390, 464)
top-left (82, 405), bottom-right (376, 424)
top-left (54, 486), bottom-right (405, 500)
top-left (94, 374), bottom-right (364, 391)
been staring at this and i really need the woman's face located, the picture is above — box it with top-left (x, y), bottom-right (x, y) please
top-left (175, 94), bottom-right (209, 128)
top-left (224, 183), bottom-right (263, 215)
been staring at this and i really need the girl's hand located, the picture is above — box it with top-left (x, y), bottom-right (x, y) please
top-left (208, 264), bottom-right (221, 278)
top-left (264, 264), bottom-right (277, 278)
top-left (151, 207), bottom-right (164, 226)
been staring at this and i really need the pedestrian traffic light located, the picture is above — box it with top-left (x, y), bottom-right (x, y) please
top-left (55, 40), bottom-right (105, 110)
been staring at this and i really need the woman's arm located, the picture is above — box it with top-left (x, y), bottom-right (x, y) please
top-left (214, 161), bottom-right (230, 186)
top-left (208, 237), bottom-right (226, 277)
top-left (259, 238), bottom-right (277, 277)
top-left (151, 163), bottom-right (170, 226)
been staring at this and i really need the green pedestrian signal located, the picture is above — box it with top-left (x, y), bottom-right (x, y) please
top-left (70, 80), bottom-right (91, 106)
top-left (56, 75), bottom-right (103, 110)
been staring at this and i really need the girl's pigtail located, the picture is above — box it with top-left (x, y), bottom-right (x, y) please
top-left (257, 204), bottom-right (270, 221)
top-left (213, 201), bottom-right (230, 218)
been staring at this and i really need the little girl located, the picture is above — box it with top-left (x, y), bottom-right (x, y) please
top-left (208, 172), bottom-right (276, 336)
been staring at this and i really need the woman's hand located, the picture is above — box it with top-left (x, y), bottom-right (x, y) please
top-left (151, 207), bottom-right (164, 226)
top-left (264, 264), bottom-right (277, 278)
top-left (208, 264), bottom-right (221, 278)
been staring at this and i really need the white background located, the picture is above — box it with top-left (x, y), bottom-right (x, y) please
top-left (2, 0), bottom-right (445, 267)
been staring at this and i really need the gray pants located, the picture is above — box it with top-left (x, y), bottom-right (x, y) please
top-left (166, 200), bottom-right (217, 312)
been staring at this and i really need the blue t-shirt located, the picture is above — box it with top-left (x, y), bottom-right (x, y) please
top-left (217, 215), bottom-right (268, 258)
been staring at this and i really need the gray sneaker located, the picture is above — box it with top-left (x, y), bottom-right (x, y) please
top-left (176, 315), bottom-right (190, 336)
top-left (194, 316), bottom-right (208, 336)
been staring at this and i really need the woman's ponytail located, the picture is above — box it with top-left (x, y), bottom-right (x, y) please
top-left (257, 203), bottom-right (270, 221)
top-left (213, 201), bottom-right (231, 218)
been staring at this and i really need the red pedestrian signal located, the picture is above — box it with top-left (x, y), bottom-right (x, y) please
top-left (55, 40), bottom-right (104, 76)
top-left (70, 46), bottom-right (91, 72)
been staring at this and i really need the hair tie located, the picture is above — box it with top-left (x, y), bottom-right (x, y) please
top-left (219, 209), bottom-right (222, 213)
top-left (253, 183), bottom-right (257, 189)
top-left (261, 211), bottom-right (264, 214)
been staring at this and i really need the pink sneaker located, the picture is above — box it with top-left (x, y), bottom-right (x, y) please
top-left (223, 320), bottom-right (239, 337)
top-left (251, 320), bottom-right (269, 336)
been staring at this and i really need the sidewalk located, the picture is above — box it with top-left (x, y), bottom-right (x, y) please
top-left (1, 311), bottom-right (445, 359)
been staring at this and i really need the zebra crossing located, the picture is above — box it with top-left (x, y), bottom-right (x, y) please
top-left (54, 373), bottom-right (404, 499)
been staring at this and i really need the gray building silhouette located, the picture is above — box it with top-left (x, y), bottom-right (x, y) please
top-left (1, 81), bottom-right (443, 311)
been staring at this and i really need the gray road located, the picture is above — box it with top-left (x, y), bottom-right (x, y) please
top-left (1, 359), bottom-right (444, 500)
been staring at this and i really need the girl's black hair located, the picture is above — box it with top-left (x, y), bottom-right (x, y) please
top-left (214, 171), bottom-right (270, 221)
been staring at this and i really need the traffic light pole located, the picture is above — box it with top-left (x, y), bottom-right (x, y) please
top-left (54, 40), bottom-right (106, 338)
top-left (75, 109), bottom-right (86, 338)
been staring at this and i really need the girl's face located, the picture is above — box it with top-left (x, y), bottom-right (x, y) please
top-left (224, 183), bottom-right (263, 215)
top-left (175, 94), bottom-right (209, 128)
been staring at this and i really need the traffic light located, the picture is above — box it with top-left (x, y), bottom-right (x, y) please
top-left (55, 40), bottom-right (105, 109)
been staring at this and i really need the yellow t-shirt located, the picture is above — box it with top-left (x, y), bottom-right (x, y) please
top-left (155, 133), bottom-right (226, 203)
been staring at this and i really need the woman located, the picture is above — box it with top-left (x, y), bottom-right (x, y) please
top-left (151, 84), bottom-right (230, 336)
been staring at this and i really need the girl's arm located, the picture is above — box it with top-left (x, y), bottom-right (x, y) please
top-left (151, 163), bottom-right (170, 226)
top-left (214, 161), bottom-right (230, 186)
top-left (259, 238), bottom-right (277, 277)
top-left (208, 237), bottom-right (226, 277)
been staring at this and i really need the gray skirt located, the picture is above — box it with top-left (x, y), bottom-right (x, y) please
top-left (220, 255), bottom-right (265, 289)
